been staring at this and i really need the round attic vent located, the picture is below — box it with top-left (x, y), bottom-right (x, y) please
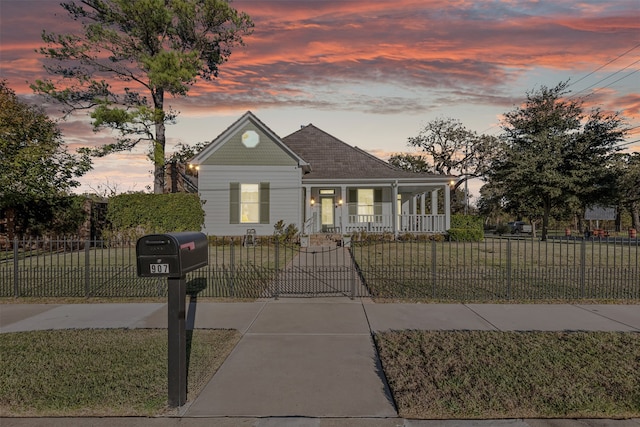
top-left (242, 130), bottom-right (260, 148)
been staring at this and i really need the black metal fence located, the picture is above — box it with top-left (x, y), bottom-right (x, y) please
top-left (1, 236), bottom-right (638, 301)
top-left (352, 236), bottom-right (639, 301)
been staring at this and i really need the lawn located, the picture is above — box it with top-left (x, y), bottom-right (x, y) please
top-left (2, 328), bottom-right (638, 419)
top-left (0, 328), bottom-right (240, 416)
top-left (375, 330), bottom-right (640, 419)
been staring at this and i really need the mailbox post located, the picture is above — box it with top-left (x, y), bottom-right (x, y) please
top-left (136, 232), bottom-right (208, 407)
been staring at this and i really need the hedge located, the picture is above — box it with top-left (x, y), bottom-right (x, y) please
top-left (106, 193), bottom-right (204, 238)
top-left (448, 214), bottom-right (484, 242)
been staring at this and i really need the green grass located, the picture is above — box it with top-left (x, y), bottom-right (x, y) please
top-left (375, 330), bottom-right (640, 419)
top-left (0, 328), bottom-right (240, 417)
top-left (2, 328), bottom-right (639, 419)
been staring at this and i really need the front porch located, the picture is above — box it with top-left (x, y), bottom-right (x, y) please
top-left (302, 183), bottom-right (452, 236)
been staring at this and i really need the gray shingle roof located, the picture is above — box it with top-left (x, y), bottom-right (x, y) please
top-left (281, 124), bottom-right (442, 181)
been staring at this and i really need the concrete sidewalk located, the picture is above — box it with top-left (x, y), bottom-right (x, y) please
top-left (2, 300), bottom-right (638, 333)
top-left (1, 300), bottom-right (639, 426)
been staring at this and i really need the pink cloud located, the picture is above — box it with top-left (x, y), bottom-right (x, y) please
top-left (0, 0), bottom-right (637, 154)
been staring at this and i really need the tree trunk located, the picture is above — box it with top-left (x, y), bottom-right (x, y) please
top-left (615, 208), bottom-right (622, 232)
top-left (632, 205), bottom-right (640, 231)
top-left (153, 89), bottom-right (166, 194)
top-left (541, 198), bottom-right (551, 241)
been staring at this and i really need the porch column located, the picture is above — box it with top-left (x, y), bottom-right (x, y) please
top-left (444, 184), bottom-right (451, 231)
top-left (340, 185), bottom-right (347, 233)
top-left (304, 185), bottom-right (312, 234)
top-left (420, 193), bottom-right (426, 215)
top-left (411, 196), bottom-right (417, 215)
top-left (431, 189), bottom-right (439, 215)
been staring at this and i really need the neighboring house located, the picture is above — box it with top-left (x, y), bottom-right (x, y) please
top-left (190, 111), bottom-right (456, 236)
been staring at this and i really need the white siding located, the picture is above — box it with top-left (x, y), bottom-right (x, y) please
top-left (198, 165), bottom-right (302, 236)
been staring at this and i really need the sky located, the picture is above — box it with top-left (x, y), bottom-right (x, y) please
top-left (1, 0), bottom-right (639, 200)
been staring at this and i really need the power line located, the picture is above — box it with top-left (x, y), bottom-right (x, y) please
top-left (568, 42), bottom-right (640, 89)
top-left (476, 43), bottom-right (640, 138)
top-left (618, 139), bottom-right (639, 148)
top-left (570, 61), bottom-right (640, 99)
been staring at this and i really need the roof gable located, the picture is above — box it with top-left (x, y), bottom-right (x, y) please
top-left (191, 111), bottom-right (308, 168)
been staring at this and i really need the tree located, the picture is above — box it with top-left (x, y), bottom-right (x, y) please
top-left (388, 153), bottom-right (432, 173)
top-left (0, 81), bottom-right (91, 236)
top-left (406, 117), bottom-right (497, 191)
top-left (615, 152), bottom-right (640, 229)
top-left (32, 0), bottom-right (253, 193)
top-left (483, 82), bottom-right (628, 240)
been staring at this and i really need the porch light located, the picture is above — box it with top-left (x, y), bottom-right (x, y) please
top-left (336, 198), bottom-right (343, 208)
top-left (310, 197), bottom-right (315, 205)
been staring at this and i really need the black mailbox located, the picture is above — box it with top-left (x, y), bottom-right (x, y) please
top-left (136, 232), bottom-right (208, 278)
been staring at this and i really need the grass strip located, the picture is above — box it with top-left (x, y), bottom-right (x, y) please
top-left (375, 330), bottom-right (640, 419)
top-left (0, 328), bottom-right (240, 417)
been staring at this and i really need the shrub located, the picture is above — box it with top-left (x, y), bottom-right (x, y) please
top-left (273, 220), bottom-right (299, 243)
top-left (495, 223), bottom-right (511, 235)
top-left (448, 214), bottom-right (484, 242)
top-left (105, 193), bottom-right (204, 239)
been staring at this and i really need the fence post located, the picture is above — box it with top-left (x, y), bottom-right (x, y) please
top-left (229, 240), bottom-right (235, 297)
top-left (580, 238), bottom-right (586, 298)
top-left (13, 238), bottom-right (19, 298)
top-left (85, 239), bottom-right (90, 298)
top-left (431, 239), bottom-right (437, 299)
top-left (506, 239), bottom-right (512, 300)
top-left (274, 239), bottom-right (279, 299)
top-left (350, 247), bottom-right (356, 300)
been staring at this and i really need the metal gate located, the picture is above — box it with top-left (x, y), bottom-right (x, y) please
top-left (271, 245), bottom-right (369, 298)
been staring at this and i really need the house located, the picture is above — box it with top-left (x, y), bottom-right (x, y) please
top-left (189, 111), bottom-right (455, 237)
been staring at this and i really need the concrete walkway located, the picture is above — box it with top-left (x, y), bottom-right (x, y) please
top-left (1, 300), bottom-right (639, 426)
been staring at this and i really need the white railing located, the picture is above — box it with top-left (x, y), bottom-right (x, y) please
top-left (303, 214), bottom-right (316, 235)
top-left (344, 214), bottom-right (446, 234)
top-left (346, 214), bottom-right (393, 233)
top-left (399, 214), bottom-right (446, 233)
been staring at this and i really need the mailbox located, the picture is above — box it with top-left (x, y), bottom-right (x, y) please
top-left (136, 232), bottom-right (208, 278)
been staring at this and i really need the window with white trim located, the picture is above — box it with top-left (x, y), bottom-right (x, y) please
top-left (241, 184), bottom-right (260, 223)
top-left (230, 182), bottom-right (270, 224)
top-left (357, 189), bottom-right (374, 216)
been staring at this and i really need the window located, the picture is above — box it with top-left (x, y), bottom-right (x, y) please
top-left (230, 182), bottom-right (270, 224)
top-left (357, 189), bottom-right (374, 216)
top-left (348, 188), bottom-right (382, 219)
top-left (241, 184), bottom-right (259, 223)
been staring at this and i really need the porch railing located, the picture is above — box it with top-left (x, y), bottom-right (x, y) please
top-left (399, 214), bottom-right (446, 233)
top-left (345, 214), bottom-right (446, 234)
top-left (346, 214), bottom-right (392, 233)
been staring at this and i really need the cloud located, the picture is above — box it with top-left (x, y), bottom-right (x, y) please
top-left (1, 0), bottom-right (637, 155)
top-left (3, 0), bottom-right (637, 113)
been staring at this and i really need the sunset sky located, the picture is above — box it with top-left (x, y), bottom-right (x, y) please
top-left (1, 0), bottom-right (639, 199)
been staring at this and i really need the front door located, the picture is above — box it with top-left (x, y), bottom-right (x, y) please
top-left (321, 197), bottom-right (334, 232)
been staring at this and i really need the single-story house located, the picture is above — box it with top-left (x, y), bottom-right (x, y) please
top-left (189, 111), bottom-right (456, 236)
